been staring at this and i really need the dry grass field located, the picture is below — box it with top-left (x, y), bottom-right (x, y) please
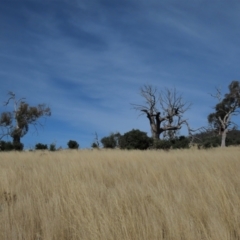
top-left (0, 148), bottom-right (240, 240)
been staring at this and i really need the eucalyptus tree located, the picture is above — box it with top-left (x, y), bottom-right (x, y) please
top-left (0, 92), bottom-right (51, 148)
top-left (208, 81), bottom-right (240, 147)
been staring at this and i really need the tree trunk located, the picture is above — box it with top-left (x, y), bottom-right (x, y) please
top-left (221, 129), bottom-right (227, 147)
top-left (149, 115), bottom-right (160, 140)
top-left (152, 131), bottom-right (160, 140)
top-left (12, 134), bottom-right (21, 144)
top-left (11, 125), bottom-right (22, 145)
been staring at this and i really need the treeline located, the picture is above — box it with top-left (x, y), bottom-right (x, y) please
top-left (0, 140), bottom-right (79, 152)
top-left (1, 81), bottom-right (240, 151)
top-left (1, 129), bottom-right (240, 152)
top-left (95, 129), bottom-right (190, 150)
top-left (193, 129), bottom-right (240, 149)
top-left (94, 129), bottom-right (240, 150)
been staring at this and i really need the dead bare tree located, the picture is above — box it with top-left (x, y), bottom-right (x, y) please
top-left (132, 85), bottom-right (191, 141)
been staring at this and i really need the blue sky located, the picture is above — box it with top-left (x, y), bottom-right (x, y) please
top-left (1, 0), bottom-right (240, 149)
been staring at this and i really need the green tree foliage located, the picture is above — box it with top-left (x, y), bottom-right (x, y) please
top-left (0, 92), bottom-right (51, 146)
top-left (101, 133), bottom-right (121, 149)
top-left (119, 129), bottom-right (153, 150)
top-left (208, 81), bottom-right (240, 147)
top-left (67, 140), bottom-right (79, 149)
top-left (35, 143), bottom-right (48, 150)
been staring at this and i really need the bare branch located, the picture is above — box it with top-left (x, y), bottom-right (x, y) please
top-left (132, 85), bottom-right (191, 140)
top-left (3, 92), bottom-right (15, 106)
top-left (209, 86), bottom-right (222, 102)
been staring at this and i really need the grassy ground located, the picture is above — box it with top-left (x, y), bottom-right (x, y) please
top-left (0, 148), bottom-right (240, 240)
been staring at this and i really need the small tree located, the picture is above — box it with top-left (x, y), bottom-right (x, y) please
top-left (101, 132), bottom-right (121, 149)
top-left (0, 92), bottom-right (51, 148)
top-left (67, 140), bottom-right (79, 149)
top-left (132, 85), bottom-right (191, 142)
top-left (91, 132), bottom-right (100, 149)
top-left (119, 129), bottom-right (152, 150)
top-left (208, 81), bottom-right (240, 147)
top-left (91, 142), bottom-right (99, 148)
top-left (49, 143), bottom-right (56, 151)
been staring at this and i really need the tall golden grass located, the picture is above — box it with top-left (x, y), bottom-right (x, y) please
top-left (0, 147), bottom-right (240, 240)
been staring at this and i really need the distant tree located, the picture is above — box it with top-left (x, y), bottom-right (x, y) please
top-left (0, 92), bottom-right (51, 149)
top-left (35, 143), bottom-right (48, 150)
top-left (91, 132), bottom-right (100, 149)
top-left (132, 85), bottom-right (191, 142)
top-left (91, 142), bottom-right (99, 148)
top-left (67, 140), bottom-right (79, 149)
top-left (49, 143), bottom-right (56, 151)
top-left (208, 81), bottom-right (240, 147)
top-left (119, 129), bottom-right (152, 150)
top-left (101, 132), bottom-right (121, 149)
top-left (101, 135), bottom-right (115, 149)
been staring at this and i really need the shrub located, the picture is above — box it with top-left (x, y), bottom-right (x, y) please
top-left (67, 140), bottom-right (79, 149)
top-left (91, 142), bottom-right (99, 149)
top-left (119, 129), bottom-right (152, 150)
top-left (153, 139), bottom-right (172, 150)
top-left (0, 141), bottom-right (13, 151)
top-left (0, 141), bottom-right (23, 151)
top-left (49, 143), bottom-right (56, 151)
top-left (172, 136), bottom-right (190, 149)
top-left (197, 136), bottom-right (221, 149)
top-left (35, 143), bottom-right (48, 150)
top-left (13, 142), bottom-right (24, 151)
